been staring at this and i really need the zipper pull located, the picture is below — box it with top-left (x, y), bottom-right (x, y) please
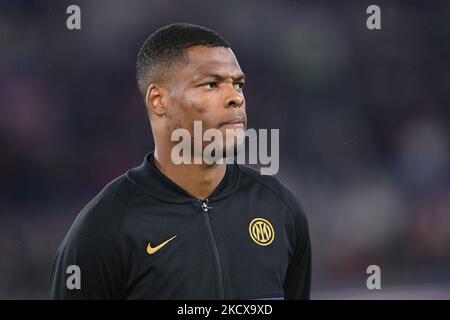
top-left (201, 199), bottom-right (213, 212)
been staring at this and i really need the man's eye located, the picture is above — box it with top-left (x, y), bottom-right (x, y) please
top-left (234, 82), bottom-right (244, 90)
top-left (201, 82), bottom-right (218, 89)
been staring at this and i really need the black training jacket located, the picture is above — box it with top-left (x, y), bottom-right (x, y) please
top-left (49, 152), bottom-right (311, 300)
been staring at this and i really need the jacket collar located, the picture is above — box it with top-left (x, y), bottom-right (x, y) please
top-left (126, 152), bottom-right (240, 204)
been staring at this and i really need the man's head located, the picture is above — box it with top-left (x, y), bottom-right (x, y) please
top-left (136, 23), bottom-right (247, 161)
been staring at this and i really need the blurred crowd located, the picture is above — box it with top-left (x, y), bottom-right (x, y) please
top-left (1, 0), bottom-right (449, 298)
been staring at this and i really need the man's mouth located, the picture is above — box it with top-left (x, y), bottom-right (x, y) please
top-left (220, 116), bottom-right (246, 129)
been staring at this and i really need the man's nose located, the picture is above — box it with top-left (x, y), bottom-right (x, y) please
top-left (225, 91), bottom-right (244, 108)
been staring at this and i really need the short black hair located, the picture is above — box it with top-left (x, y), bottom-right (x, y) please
top-left (136, 23), bottom-right (231, 99)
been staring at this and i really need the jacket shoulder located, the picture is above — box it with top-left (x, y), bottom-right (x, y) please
top-left (238, 165), bottom-right (307, 221)
top-left (64, 174), bottom-right (136, 245)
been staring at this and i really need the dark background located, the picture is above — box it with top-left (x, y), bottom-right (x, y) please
top-left (1, 0), bottom-right (449, 299)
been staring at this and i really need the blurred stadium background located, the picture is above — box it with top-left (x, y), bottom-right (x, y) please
top-left (1, 0), bottom-right (449, 299)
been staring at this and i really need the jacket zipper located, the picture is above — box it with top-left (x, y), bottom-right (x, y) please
top-left (200, 199), bottom-right (225, 300)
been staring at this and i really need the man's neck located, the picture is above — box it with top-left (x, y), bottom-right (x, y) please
top-left (154, 148), bottom-right (227, 200)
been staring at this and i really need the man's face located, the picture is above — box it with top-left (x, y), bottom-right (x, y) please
top-left (164, 46), bottom-right (247, 159)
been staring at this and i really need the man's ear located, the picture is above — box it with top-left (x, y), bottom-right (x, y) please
top-left (145, 83), bottom-right (166, 117)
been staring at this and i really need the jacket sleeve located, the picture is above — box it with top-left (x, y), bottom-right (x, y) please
top-left (48, 203), bottom-right (125, 300)
top-left (283, 199), bottom-right (312, 300)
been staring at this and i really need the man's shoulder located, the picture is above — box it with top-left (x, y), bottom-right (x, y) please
top-left (64, 174), bottom-right (136, 244)
top-left (237, 164), bottom-right (305, 216)
top-left (51, 174), bottom-right (137, 299)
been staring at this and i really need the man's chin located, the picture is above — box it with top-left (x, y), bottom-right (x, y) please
top-left (223, 143), bottom-right (244, 159)
top-left (204, 144), bottom-right (241, 158)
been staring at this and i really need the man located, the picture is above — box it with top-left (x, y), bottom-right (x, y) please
top-left (49, 23), bottom-right (311, 300)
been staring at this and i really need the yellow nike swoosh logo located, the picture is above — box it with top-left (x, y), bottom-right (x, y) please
top-left (147, 235), bottom-right (177, 255)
